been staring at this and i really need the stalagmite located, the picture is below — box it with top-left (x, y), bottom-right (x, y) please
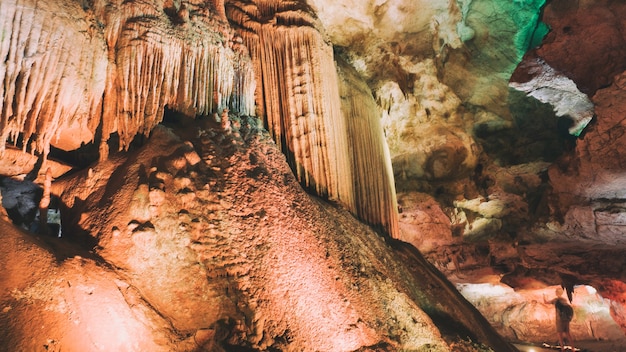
top-left (221, 108), bottom-right (231, 132)
top-left (38, 167), bottom-right (52, 235)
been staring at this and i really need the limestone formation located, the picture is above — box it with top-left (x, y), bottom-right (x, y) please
top-left (228, 1), bottom-right (351, 201)
top-left (0, 0), bottom-right (255, 159)
top-left (0, 0), bottom-right (107, 155)
top-left (337, 57), bottom-right (399, 237)
top-left (3, 0), bottom-right (626, 350)
top-left (512, 0), bottom-right (626, 247)
top-left (510, 56), bottom-right (594, 137)
top-left (0, 0), bottom-right (399, 237)
top-left (50, 119), bottom-right (510, 351)
top-left (227, 0), bottom-right (398, 236)
top-left (98, 0), bottom-right (256, 152)
top-left (37, 167), bottom-right (52, 235)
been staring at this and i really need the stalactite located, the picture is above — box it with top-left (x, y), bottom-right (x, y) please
top-left (337, 58), bottom-right (399, 238)
top-left (102, 1), bottom-right (256, 151)
top-left (227, 0), bottom-right (398, 236)
top-left (1, 0), bottom-right (256, 159)
top-left (0, 0), bottom-right (108, 158)
top-left (0, 0), bottom-right (396, 236)
top-left (259, 18), bottom-right (353, 205)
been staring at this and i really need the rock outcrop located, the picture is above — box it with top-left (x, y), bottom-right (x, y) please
top-left (0, 116), bottom-right (515, 351)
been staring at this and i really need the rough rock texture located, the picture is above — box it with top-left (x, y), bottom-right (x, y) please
top-left (98, 0), bottom-right (256, 153)
top-left (307, 0), bottom-right (559, 250)
top-left (315, 0), bottom-right (626, 347)
top-left (0, 0), bottom-right (398, 237)
top-left (0, 219), bottom-right (180, 351)
top-left (0, 118), bottom-right (515, 351)
top-left (535, 0), bottom-right (626, 96)
top-left (0, 0), bottom-right (107, 154)
top-left (4, 0), bottom-right (626, 350)
top-left (548, 72), bottom-right (626, 239)
top-left (510, 56), bottom-right (594, 136)
top-left (533, 68), bottom-right (626, 337)
top-left (510, 0), bottom-right (626, 283)
top-left (461, 0), bottom-right (626, 344)
top-left (458, 283), bottom-right (626, 347)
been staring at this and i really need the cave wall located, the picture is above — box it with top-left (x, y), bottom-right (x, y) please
top-left (515, 0), bottom-right (626, 243)
top-left (306, 0), bottom-right (626, 344)
top-left (519, 0), bottom-right (626, 333)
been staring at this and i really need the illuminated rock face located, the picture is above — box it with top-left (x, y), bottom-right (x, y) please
top-left (336, 58), bottom-right (399, 239)
top-left (227, 0), bottom-right (353, 210)
top-left (0, 0), bottom-right (107, 154)
top-left (534, 0), bottom-right (626, 96)
top-left (0, 219), bottom-right (179, 351)
top-left (510, 0), bottom-right (626, 259)
top-left (99, 0), bottom-right (256, 153)
top-left (0, 0), bottom-right (398, 236)
top-left (67, 124), bottom-right (388, 350)
top-left (510, 56), bottom-right (594, 137)
top-left (548, 73), bottom-right (626, 236)
top-left (463, 0), bottom-right (626, 343)
top-left (3, 0), bottom-right (626, 349)
top-left (0, 0), bottom-right (486, 350)
top-left (226, 0), bottom-right (399, 235)
top-left (0, 0), bottom-right (255, 158)
top-left (512, 0), bottom-right (626, 230)
top-left (312, 0), bottom-right (626, 345)
top-left (0, 116), bottom-right (517, 350)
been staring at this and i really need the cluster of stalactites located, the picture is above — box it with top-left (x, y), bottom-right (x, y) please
top-left (227, 0), bottom-right (399, 237)
top-left (99, 0), bottom-right (257, 153)
top-left (0, 0), bottom-right (108, 157)
top-left (0, 0), bottom-right (256, 159)
top-left (228, 0), bottom-right (353, 207)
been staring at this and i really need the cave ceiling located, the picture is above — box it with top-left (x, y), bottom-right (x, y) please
top-left (2, 0), bottom-right (626, 350)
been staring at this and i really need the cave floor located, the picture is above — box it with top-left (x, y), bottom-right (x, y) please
top-left (514, 340), bottom-right (624, 352)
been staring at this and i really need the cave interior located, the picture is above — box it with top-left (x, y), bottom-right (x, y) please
top-left (1, 0), bottom-right (626, 351)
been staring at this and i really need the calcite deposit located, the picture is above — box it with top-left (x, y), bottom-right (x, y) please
top-left (2, 0), bottom-right (626, 350)
top-left (227, 0), bottom-right (399, 235)
top-left (0, 0), bottom-right (503, 350)
top-left (0, 0), bottom-right (398, 236)
top-left (1, 115), bottom-right (514, 351)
